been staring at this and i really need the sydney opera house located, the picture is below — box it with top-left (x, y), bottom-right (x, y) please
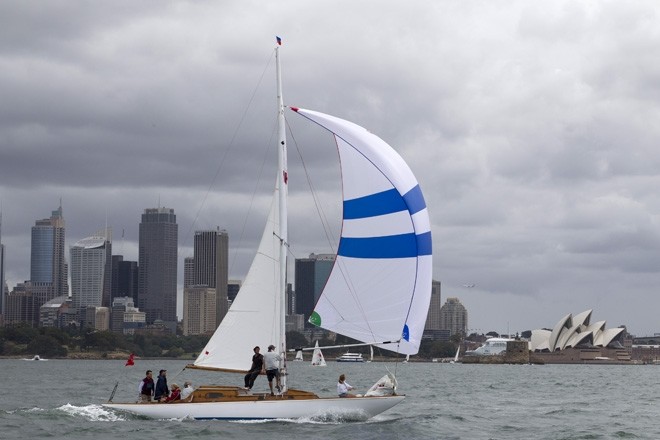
top-left (528, 309), bottom-right (630, 363)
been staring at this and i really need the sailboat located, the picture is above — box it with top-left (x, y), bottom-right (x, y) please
top-left (104, 42), bottom-right (432, 421)
top-left (450, 345), bottom-right (460, 364)
top-left (310, 341), bottom-right (326, 367)
top-left (294, 350), bottom-right (304, 362)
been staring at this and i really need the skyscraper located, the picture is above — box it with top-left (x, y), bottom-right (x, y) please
top-left (30, 204), bottom-right (68, 313)
top-left (183, 286), bottom-right (217, 336)
top-left (294, 253), bottom-right (335, 325)
top-left (439, 297), bottom-right (468, 337)
top-left (111, 256), bottom-right (138, 300)
top-left (0, 212), bottom-right (5, 320)
top-left (138, 207), bottom-right (178, 330)
top-left (70, 228), bottom-right (112, 314)
top-left (424, 280), bottom-right (442, 330)
top-left (192, 228), bottom-right (229, 326)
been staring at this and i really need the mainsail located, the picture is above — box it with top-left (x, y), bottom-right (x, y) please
top-left (191, 180), bottom-right (285, 373)
top-left (292, 108), bottom-right (432, 356)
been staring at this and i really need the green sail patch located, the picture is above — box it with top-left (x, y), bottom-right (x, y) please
top-left (309, 311), bottom-right (321, 327)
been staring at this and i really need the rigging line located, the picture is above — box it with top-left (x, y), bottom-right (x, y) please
top-left (285, 117), bottom-right (338, 252)
top-left (228, 117), bottom-right (278, 278)
top-left (180, 49), bottom-right (276, 253)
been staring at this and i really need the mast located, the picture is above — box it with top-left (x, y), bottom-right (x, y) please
top-left (275, 42), bottom-right (288, 390)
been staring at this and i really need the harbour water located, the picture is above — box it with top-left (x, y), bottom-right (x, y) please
top-left (1, 358), bottom-right (658, 439)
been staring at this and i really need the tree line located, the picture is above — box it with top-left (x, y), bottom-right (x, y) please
top-left (1, 324), bottom-right (462, 360)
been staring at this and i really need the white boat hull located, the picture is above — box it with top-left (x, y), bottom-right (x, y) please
top-left (103, 395), bottom-right (404, 420)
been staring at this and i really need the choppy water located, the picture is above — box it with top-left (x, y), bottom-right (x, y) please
top-left (1, 358), bottom-right (658, 439)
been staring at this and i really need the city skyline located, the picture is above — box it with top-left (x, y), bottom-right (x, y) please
top-left (2, 2), bottom-right (660, 335)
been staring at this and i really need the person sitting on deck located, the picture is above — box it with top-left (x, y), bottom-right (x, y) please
top-left (244, 346), bottom-right (264, 391)
top-left (164, 383), bottom-right (181, 403)
top-left (337, 374), bottom-right (356, 398)
top-left (181, 381), bottom-right (194, 402)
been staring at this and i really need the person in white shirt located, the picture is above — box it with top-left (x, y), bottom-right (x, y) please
top-left (262, 344), bottom-right (282, 396)
top-left (337, 374), bottom-right (355, 398)
top-left (181, 381), bottom-right (194, 402)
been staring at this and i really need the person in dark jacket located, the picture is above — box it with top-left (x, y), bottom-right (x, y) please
top-left (154, 369), bottom-right (169, 401)
top-left (138, 370), bottom-right (155, 403)
top-left (243, 346), bottom-right (264, 391)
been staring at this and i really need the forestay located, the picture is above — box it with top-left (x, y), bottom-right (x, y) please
top-left (292, 108), bottom-right (432, 355)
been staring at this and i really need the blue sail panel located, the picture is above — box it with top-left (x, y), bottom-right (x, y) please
top-left (338, 232), bottom-right (432, 259)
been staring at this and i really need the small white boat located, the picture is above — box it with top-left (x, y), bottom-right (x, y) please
top-left (293, 350), bottom-right (304, 361)
top-left (23, 355), bottom-right (47, 361)
top-left (310, 341), bottom-right (326, 366)
top-left (464, 338), bottom-right (513, 356)
top-left (450, 346), bottom-right (460, 363)
top-left (336, 352), bottom-right (364, 362)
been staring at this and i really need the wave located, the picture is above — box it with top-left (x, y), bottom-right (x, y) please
top-left (56, 403), bottom-right (127, 422)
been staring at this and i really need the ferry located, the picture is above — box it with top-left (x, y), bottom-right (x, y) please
top-left (336, 352), bottom-right (364, 362)
top-left (464, 338), bottom-right (514, 356)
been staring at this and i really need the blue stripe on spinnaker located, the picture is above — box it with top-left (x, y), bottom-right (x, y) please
top-left (403, 185), bottom-right (427, 216)
top-left (338, 232), bottom-right (432, 258)
top-left (416, 231), bottom-right (432, 256)
top-left (343, 188), bottom-right (406, 219)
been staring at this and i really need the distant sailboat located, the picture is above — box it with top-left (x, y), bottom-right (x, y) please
top-left (310, 341), bottom-right (326, 367)
top-left (450, 346), bottom-right (460, 364)
top-left (294, 350), bottom-right (304, 362)
top-left (403, 354), bottom-right (409, 363)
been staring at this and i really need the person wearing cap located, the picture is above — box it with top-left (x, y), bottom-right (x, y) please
top-left (154, 369), bottom-right (169, 401)
top-left (244, 346), bottom-right (264, 391)
top-left (263, 344), bottom-right (282, 396)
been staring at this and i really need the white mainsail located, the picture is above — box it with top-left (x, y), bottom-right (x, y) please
top-left (192, 190), bottom-right (284, 372)
top-left (310, 341), bottom-right (326, 367)
top-left (293, 108), bottom-right (432, 356)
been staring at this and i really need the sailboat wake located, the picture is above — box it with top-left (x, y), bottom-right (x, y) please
top-left (57, 403), bottom-right (127, 421)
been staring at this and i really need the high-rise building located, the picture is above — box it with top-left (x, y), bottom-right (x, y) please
top-left (192, 228), bottom-right (229, 326)
top-left (439, 297), bottom-right (468, 336)
top-left (183, 286), bottom-right (217, 336)
top-left (30, 204), bottom-right (68, 306)
top-left (70, 228), bottom-right (112, 315)
top-left (424, 280), bottom-right (442, 330)
top-left (227, 279), bottom-right (241, 303)
top-left (4, 283), bottom-right (37, 325)
top-left (0, 212), bottom-right (5, 320)
top-left (111, 256), bottom-right (138, 300)
top-left (138, 207), bottom-right (178, 331)
top-left (111, 296), bottom-right (146, 334)
top-left (184, 257), bottom-right (194, 289)
top-left (294, 253), bottom-right (335, 325)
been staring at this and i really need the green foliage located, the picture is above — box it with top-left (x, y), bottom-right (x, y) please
top-left (286, 331), bottom-right (309, 350)
top-left (26, 335), bottom-right (68, 358)
top-left (4, 324), bottom-right (39, 344)
top-left (0, 324), bottom-right (211, 358)
top-left (418, 339), bottom-right (457, 359)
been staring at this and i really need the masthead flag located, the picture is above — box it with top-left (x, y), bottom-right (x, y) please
top-left (276, 36), bottom-right (282, 45)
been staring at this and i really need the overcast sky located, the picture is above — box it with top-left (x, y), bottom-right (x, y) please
top-left (1, 1), bottom-right (659, 335)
